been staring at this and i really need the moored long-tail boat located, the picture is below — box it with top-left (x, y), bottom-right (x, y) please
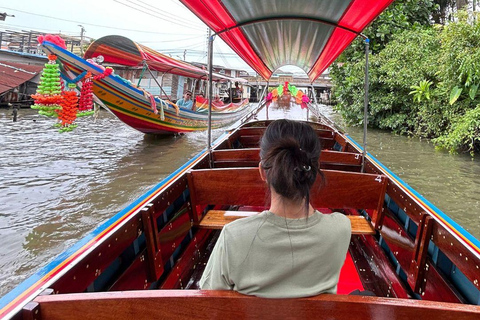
top-left (39, 36), bottom-right (251, 135)
top-left (2, 1), bottom-right (480, 319)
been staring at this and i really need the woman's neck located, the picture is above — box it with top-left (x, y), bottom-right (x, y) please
top-left (269, 190), bottom-right (315, 219)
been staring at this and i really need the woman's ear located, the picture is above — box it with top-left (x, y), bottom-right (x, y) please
top-left (258, 162), bottom-right (267, 182)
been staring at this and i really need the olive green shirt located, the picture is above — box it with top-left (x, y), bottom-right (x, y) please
top-left (199, 210), bottom-right (351, 298)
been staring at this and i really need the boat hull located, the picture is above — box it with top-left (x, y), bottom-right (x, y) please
top-left (40, 41), bottom-right (251, 135)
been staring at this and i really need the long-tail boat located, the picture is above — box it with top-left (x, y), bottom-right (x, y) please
top-left (2, 0), bottom-right (480, 319)
top-left (39, 35), bottom-right (251, 135)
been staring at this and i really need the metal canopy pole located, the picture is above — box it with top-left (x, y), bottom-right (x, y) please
top-left (145, 62), bottom-right (171, 100)
top-left (207, 29), bottom-right (214, 167)
top-left (361, 37), bottom-right (370, 173)
top-left (265, 81), bottom-right (269, 120)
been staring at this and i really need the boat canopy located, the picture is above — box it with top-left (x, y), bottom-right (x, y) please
top-left (84, 35), bottom-right (231, 82)
top-left (180, 0), bottom-right (395, 81)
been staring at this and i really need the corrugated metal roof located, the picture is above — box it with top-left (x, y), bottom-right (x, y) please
top-left (0, 61), bottom-right (43, 94)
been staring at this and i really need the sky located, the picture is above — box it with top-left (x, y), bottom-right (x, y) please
top-left (0, 0), bottom-right (304, 75)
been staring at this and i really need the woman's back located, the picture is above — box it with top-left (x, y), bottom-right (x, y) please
top-left (200, 210), bottom-right (351, 298)
top-left (199, 119), bottom-right (352, 297)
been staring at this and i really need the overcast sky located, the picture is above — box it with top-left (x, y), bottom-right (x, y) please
top-left (0, 0), bottom-right (304, 74)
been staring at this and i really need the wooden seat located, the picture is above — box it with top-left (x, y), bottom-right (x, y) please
top-left (187, 168), bottom-right (388, 230)
top-left (198, 210), bottom-right (375, 234)
top-left (29, 290), bottom-right (480, 320)
top-left (212, 149), bottom-right (362, 171)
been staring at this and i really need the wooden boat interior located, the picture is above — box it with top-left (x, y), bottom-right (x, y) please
top-left (18, 120), bottom-right (480, 319)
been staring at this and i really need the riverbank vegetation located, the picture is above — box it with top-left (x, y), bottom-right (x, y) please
top-left (331, 1), bottom-right (480, 155)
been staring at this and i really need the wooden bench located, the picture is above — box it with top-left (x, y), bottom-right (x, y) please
top-left (198, 210), bottom-right (375, 234)
top-left (236, 135), bottom-right (335, 149)
top-left (27, 290), bottom-right (480, 319)
top-left (187, 168), bottom-right (388, 230)
top-left (237, 127), bottom-right (336, 138)
top-left (212, 149), bottom-right (362, 171)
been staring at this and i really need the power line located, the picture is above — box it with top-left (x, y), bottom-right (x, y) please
top-left (0, 6), bottom-right (202, 35)
top-left (137, 35), bottom-right (201, 43)
top-left (133, 0), bottom-right (204, 29)
top-left (112, 0), bottom-right (205, 31)
top-left (0, 23), bottom-right (77, 34)
top-left (214, 41), bottom-right (231, 68)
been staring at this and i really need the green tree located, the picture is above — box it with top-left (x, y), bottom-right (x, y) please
top-left (331, 10), bottom-right (480, 155)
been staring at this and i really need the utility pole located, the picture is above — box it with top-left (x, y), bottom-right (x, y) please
top-left (183, 49), bottom-right (186, 61)
top-left (78, 25), bottom-right (85, 56)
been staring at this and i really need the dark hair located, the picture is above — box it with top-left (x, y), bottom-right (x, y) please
top-left (260, 119), bottom-right (323, 214)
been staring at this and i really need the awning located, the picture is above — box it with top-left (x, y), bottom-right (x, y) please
top-left (84, 35), bottom-right (231, 82)
top-left (0, 62), bottom-right (42, 95)
top-left (180, 0), bottom-right (395, 81)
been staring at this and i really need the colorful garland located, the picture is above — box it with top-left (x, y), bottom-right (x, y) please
top-left (266, 81), bottom-right (310, 108)
top-left (78, 72), bottom-right (95, 117)
top-left (32, 34), bottom-right (115, 132)
top-left (31, 54), bottom-right (63, 117)
top-left (55, 83), bottom-right (79, 132)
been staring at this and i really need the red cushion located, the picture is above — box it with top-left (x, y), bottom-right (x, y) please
top-left (337, 251), bottom-right (364, 294)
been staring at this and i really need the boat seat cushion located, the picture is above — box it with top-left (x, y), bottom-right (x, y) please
top-left (338, 252), bottom-right (365, 294)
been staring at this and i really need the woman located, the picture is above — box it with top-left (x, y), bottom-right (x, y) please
top-left (200, 119), bottom-right (351, 298)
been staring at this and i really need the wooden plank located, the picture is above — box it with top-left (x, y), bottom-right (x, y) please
top-left (422, 257), bottom-right (464, 303)
top-left (430, 223), bottom-right (480, 295)
top-left (408, 215), bottom-right (434, 293)
top-left (350, 234), bottom-right (410, 298)
top-left (379, 209), bottom-right (415, 272)
top-left (141, 206), bottom-right (164, 282)
top-left (237, 127), bottom-right (335, 138)
top-left (51, 215), bottom-right (144, 294)
top-left (187, 168), bottom-right (387, 229)
top-left (386, 181), bottom-right (423, 226)
top-left (158, 206), bottom-right (193, 263)
top-left (212, 149), bottom-right (363, 165)
top-left (320, 150), bottom-right (363, 165)
top-left (238, 135), bottom-right (335, 149)
top-left (160, 229), bottom-right (213, 289)
top-left (197, 210), bottom-right (375, 234)
top-left (34, 290), bottom-right (480, 320)
top-left (22, 302), bottom-right (40, 320)
top-left (109, 249), bottom-right (152, 291)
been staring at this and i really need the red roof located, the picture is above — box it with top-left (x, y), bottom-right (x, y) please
top-left (180, 0), bottom-right (395, 81)
top-left (84, 35), bottom-right (232, 82)
top-left (0, 62), bottom-right (43, 95)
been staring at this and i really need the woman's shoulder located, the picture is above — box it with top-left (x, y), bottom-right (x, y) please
top-left (321, 211), bottom-right (351, 231)
top-left (223, 212), bottom-right (268, 236)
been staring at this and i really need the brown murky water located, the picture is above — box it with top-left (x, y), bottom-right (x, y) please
top-left (0, 105), bottom-right (479, 298)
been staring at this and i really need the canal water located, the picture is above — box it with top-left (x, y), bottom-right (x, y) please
top-left (0, 105), bottom-right (479, 298)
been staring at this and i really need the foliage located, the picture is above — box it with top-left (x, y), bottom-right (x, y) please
top-left (331, 9), bottom-right (480, 155)
top-left (410, 80), bottom-right (433, 103)
top-left (433, 105), bottom-right (480, 155)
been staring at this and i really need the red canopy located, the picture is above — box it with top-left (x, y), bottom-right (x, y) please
top-left (180, 0), bottom-right (395, 81)
top-left (84, 35), bottom-right (231, 81)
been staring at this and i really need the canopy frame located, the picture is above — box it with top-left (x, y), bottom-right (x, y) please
top-left (215, 15), bottom-right (361, 37)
